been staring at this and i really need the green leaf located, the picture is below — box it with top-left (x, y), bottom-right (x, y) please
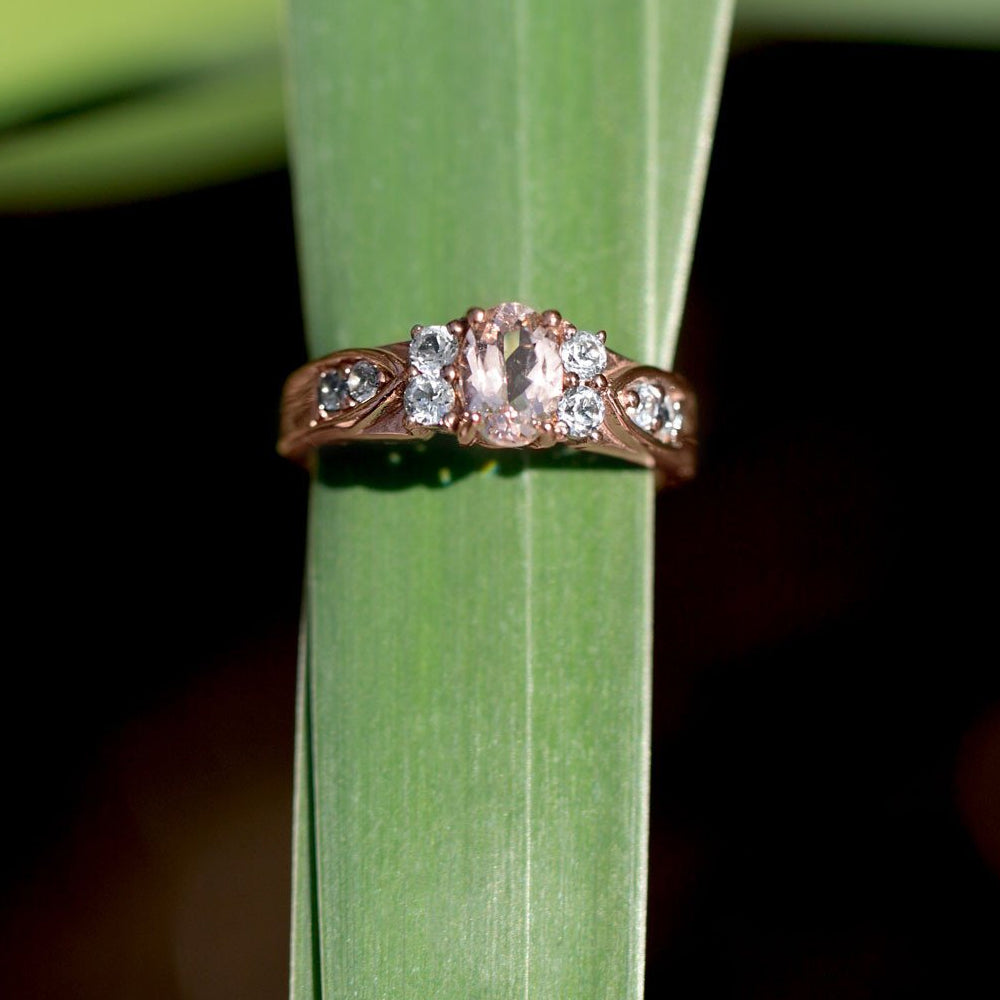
top-left (286, 1), bottom-right (732, 996)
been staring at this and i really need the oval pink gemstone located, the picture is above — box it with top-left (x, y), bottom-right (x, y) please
top-left (459, 302), bottom-right (563, 446)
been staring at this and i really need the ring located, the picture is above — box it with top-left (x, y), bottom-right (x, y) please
top-left (278, 301), bottom-right (697, 486)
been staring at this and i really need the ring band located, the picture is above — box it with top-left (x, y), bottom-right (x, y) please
top-left (278, 301), bottom-right (697, 487)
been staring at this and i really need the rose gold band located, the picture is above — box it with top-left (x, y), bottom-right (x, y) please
top-left (278, 303), bottom-right (697, 489)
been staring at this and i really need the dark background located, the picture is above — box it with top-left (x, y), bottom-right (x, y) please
top-left (3, 42), bottom-right (997, 998)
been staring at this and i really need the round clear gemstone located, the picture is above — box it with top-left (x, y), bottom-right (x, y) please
top-left (560, 331), bottom-right (607, 379)
top-left (626, 381), bottom-right (685, 441)
top-left (628, 382), bottom-right (665, 432)
top-left (410, 325), bottom-right (458, 374)
top-left (404, 374), bottom-right (455, 425)
top-left (347, 359), bottom-right (379, 403)
top-left (318, 369), bottom-right (350, 412)
top-left (558, 385), bottom-right (605, 438)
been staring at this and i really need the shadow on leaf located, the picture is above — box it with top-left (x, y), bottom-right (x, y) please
top-left (316, 438), bottom-right (642, 491)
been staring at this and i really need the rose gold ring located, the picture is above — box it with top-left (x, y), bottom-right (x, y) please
top-left (278, 301), bottom-right (697, 488)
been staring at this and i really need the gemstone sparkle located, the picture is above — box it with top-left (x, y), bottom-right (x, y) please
top-left (318, 369), bottom-right (350, 413)
top-left (410, 325), bottom-right (458, 374)
top-left (625, 380), bottom-right (685, 442)
top-left (347, 359), bottom-right (379, 403)
top-left (458, 302), bottom-right (563, 446)
top-left (629, 382), bottom-right (665, 432)
top-left (560, 330), bottom-right (607, 379)
top-left (558, 385), bottom-right (605, 438)
top-left (404, 374), bottom-right (455, 426)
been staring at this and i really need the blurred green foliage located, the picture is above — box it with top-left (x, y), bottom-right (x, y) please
top-left (0, 0), bottom-right (278, 125)
top-left (0, 0), bottom-right (283, 208)
top-left (1, 0), bottom-right (996, 209)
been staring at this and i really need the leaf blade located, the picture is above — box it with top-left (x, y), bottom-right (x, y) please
top-left (286, 1), bottom-right (732, 997)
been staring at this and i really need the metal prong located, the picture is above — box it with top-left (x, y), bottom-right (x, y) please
top-left (466, 307), bottom-right (485, 324)
top-left (456, 416), bottom-right (478, 445)
top-left (442, 412), bottom-right (459, 433)
top-left (591, 374), bottom-right (609, 392)
top-left (564, 372), bottom-right (579, 388)
top-left (410, 324), bottom-right (423, 338)
top-left (535, 423), bottom-right (557, 447)
top-left (596, 330), bottom-right (607, 343)
top-left (448, 318), bottom-right (468, 336)
top-left (541, 309), bottom-right (561, 327)
top-left (441, 365), bottom-right (458, 383)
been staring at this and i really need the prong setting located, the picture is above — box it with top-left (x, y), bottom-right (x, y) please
top-left (534, 422), bottom-right (558, 448)
top-left (456, 416), bottom-right (478, 445)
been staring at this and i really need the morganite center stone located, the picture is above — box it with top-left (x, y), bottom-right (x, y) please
top-left (459, 302), bottom-right (563, 445)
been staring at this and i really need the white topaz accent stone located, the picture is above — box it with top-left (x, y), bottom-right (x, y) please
top-left (626, 380), bottom-right (685, 443)
top-left (410, 325), bottom-right (458, 374)
top-left (558, 385), bottom-right (604, 438)
top-left (560, 330), bottom-right (607, 379)
top-left (629, 382), bottom-right (665, 432)
top-left (459, 302), bottom-right (563, 446)
top-left (404, 374), bottom-right (454, 426)
top-left (318, 369), bottom-right (350, 412)
top-left (347, 359), bottom-right (379, 403)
